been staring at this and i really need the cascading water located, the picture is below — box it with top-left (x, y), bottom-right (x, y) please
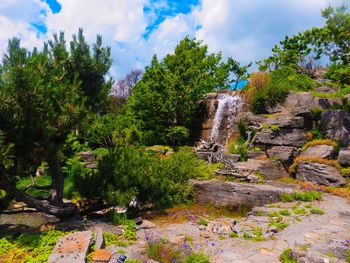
top-left (210, 93), bottom-right (242, 143)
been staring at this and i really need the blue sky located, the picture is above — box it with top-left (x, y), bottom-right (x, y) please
top-left (0, 0), bottom-right (347, 79)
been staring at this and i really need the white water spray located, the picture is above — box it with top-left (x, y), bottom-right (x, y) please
top-left (210, 93), bottom-right (242, 142)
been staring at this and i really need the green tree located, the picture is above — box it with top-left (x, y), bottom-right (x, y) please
top-left (127, 37), bottom-right (236, 145)
top-left (259, 4), bottom-right (349, 70)
top-left (0, 30), bottom-right (112, 218)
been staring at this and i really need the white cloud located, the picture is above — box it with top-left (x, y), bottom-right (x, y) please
top-left (45, 0), bottom-right (148, 43)
top-left (0, 0), bottom-right (347, 78)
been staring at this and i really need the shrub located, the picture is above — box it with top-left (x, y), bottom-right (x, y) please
top-left (74, 145), bottom-right (218, 209)
top-left (279, 209), bottom-right (291, 216)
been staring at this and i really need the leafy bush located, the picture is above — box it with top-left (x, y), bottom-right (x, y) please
top-left (250, 67), bottom-right (313, 113)
top-left (72, 145), bottom-right (217, 208)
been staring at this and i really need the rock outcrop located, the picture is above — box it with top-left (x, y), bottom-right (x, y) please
top-left (295, 161), bottom-right (346, 187)
top-left (266, 146), bottom-right (299, 166)
top-left (190, 180), bottom-right (293, 209)
top-left (234, 159), bottom-right (288, 180)
top-left (300, 145), bottom-right (336, 159)
top-left (254, 128), bottom-right (307, 147)
top-left (321, 110), bottom-right (350, 146)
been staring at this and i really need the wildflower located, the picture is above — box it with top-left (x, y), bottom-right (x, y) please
top-left (172, 258), bottom-right (176, 262)
top-left (221, 250), bottom-right (224, 253)
top-left (289, 252), bottom-right (294, 258)
top-left (211, 242), bottom-right (215, 246)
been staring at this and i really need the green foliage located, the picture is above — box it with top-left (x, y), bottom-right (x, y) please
top-left (126, 37), bottom-right (238, 145)
top-left (270, 125), bottom-right (280, 132)
top-left (279, 193), bottom-right (295, 202)
top-left (166, 126), bottom-right (190, 146)
top-left (0, 29), bottom-right (112, 207)
top-left (279, 209), bottom-right (291, 216)
top-left (293, 207), bottom-right (307, 215)
top-left (74, 145), bottom-right (217, 208)
top-left (125, 260), bottom-right (142, 263)
top-left (280, 249), bottom-right (297, 263)
top-left (196, 218), bottom-right (209, 226)
top-left (0, 230), bottom-right (67, 263)
top-left (229, 232), bottom-right (239, 238)
top-left (325, 63), bottom-right (350, 86)
top-left (103, 232), bottom-right (128, 247)
top-left (310, 207), bottom-right (325, 215)
top-left (183, 253), bottom-right (210, 263)
top-left (341, 167), bottom-right (350, 177)
top-left (279, 191), bottom-right (322, 202)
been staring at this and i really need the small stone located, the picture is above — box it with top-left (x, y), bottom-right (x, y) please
top-left (200, 233), bottom-right (211, 239)
top-left (91, 249), bottom-right (112, 262)
top-left (169, 235), bottom-right (186, 244)
top-left (139, 220), bottom-right (156, 229)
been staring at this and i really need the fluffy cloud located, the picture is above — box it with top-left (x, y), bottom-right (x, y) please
top-left (0, 0), bottom-right (346, 78)
top-left (0, 0), bottom-right (47, 55)
top-left (45, 0), bottom-right (148, 43)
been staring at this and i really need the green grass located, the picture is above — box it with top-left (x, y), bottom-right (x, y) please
top-left (279, 191), bottom-right (322, 203)
top-left (293, 207), bottom-right (308, 215)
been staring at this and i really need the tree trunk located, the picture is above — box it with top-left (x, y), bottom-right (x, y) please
top-left (14, 188), bottom-right (78, 219)
top-left (0, 172), bottom-right (78, 219)
top-left (47, 154), bottom-right (64, 206)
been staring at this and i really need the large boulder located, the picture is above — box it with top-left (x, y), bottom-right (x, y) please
top-left (234, 159), bottom-right (288, 180)
top-left (49, 231), bottom-right (92, 263)
top-left (190, 180), bottom-right (293, 209)
top-left (338, 149), bottom-right (350, 166)
top-left (300, 145), bottom-right (336, 159)
top-left (295, 161), bottom-right (346, 187)
top-left (266, 146), bottom-right (299, 166)
top-left (264, 116), bottom-right (305, 129)
top-left (321, 110), bottom-right (350, 146)
top-left (254, 128), bottom-right (307, 147)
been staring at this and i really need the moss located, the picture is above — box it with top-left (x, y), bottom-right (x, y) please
top-left (279, 209), bottom-right (291, 216)
top-left (270, 125), bottom-right (280, 132)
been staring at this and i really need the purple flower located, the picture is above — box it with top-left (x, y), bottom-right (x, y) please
top-left (172, 258), bottom-right (176, 262)
top-left (290, 252), bottom-right (294, 258)
top-left (221, 250), bottom-right (224, 253)
top-left (211, 242), bottom-right (215, 246)
top-left (345, 244), bottom-right (349, 247)
top-left (345, 240), bottom-right (349, 243)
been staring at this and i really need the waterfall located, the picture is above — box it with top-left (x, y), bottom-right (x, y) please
top-left (210, 93), bottom-right (242, 143)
